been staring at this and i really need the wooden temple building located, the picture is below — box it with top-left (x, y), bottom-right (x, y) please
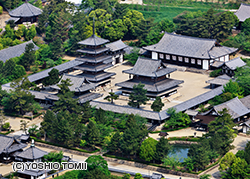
top-left (7, 2), bottom-right (42, 25)
top-left (142, 32), bottom-right (238, 70)
top-left (74, 30), bottom-right (116, 85)
top-left (116, 57), bottom-right (184, 98)
top-left (235, 3), bottom-right (250, 29)
top-left (50, 74), bottom-right (102, 103)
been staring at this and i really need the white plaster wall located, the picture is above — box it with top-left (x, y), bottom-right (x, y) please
top-left (202, 60), bottom-right (209, 70)
top-left (152, 52), bottom-right (158, 60)
top-left (220, 56), bottom-right (224, 62)
top-left (120, 54), bottom-right (123, 63)
top-left (225, 55), bottom-right (229, 62)
top-left (112, 56), bottom-right (115, 65)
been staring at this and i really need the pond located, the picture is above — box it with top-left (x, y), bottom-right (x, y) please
top-left (168, 145), bottom-right (190, 162)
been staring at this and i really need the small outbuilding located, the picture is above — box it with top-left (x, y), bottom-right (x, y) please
top-left (234, 3), bottom-right (250, 29)
top-left (240, 120), bottom-right (250, 134)
top-left (206, 74), bottom-right (231, 89)
top-left (221, 57), bottom-right (246, 77)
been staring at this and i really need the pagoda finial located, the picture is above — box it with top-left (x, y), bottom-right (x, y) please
top-left (93, 17), bottom-right (95, 36)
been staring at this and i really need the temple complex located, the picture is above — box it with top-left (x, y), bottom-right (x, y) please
top-left (116, 57), bottom-right (184, 98)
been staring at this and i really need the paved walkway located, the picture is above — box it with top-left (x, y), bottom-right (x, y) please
top-left (149, 127), bottom-right (206, 140)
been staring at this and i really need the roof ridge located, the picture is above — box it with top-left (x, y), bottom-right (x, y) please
top-left (164, 32), bottom-right (217, 42)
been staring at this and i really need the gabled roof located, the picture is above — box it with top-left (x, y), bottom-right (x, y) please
top-left (50, 74), bottom-right (96, 92)
top-left (235, 3), bottom-right (250, 22)
top-left (213, 97), bottom-right (250, 119)
top-left (240, 119), bottom-right (250, 128)
top-left (123, 57), bottom-right (176, 77)
top-left (211, 61), bottom-right (224, 68)
top-left (105, 39), bottom-right (128, 52)
top-left (78, 35), bottom-right (109, 46)
top-left (16, 145), bottom-right (48, 160)
top-left (206, 74), bottom-right (231, 86)
top-left (9, 2), bottom-right (42, 18)
top-left (0, 135), bottom-right (27, 155)
top-left (0, 40), bottom-right (39, 63)
top-left (143, 32), bottom-right (237, 59)
top-left (240, 95), bottom-right (250, 109)
top-left (225, 57), bottom-right (246, 70)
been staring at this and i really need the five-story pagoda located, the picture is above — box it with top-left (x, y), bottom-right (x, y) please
top-left (74, 25), bottom-right (116, 86)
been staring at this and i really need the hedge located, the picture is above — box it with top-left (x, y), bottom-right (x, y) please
top-left (0, 130), bottom-right (14, 135)
top-left (30, 136), bottom-right (99, 154)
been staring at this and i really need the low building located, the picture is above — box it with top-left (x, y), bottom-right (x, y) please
top-left (206, 74), bottom-right (231, 89)
top-left (7, 2), bottom-right (42, 25)
top-left (106, 39), bottom-right (128, 65)
top-left (50, 74), bottom-right (102, 103)
top-left (220, 57), bottom-right (246, 77)
top-left (116, 57), bottom-right (184, 98)
top-left (240, 120), bottom-right (250, 134)
top-left (0, 135), bottom-right (27, 162)
top-left (235, 3), bottom-right (250, 29)
top-left (0, 40), bottom-right (39, 63)
top-left (142, 32), bottom-right (238, 70)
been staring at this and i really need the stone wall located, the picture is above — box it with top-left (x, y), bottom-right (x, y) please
top-left (169, 140), bottom-right (198, 145)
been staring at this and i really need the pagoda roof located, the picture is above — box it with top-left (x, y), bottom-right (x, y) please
top-left (105, 39), bottom-right (128, 52)
top-left (116, 78), bottom-right (184, 93)
top-left (9, 2), bottom-right (42, 18)
top-left (235, 3), bottom-right (250, 22)
top-left (78, 35), bottom-right (109, 46)
top-left (143, 33), bottom-right (237, 59)
top-left (77, 47), bottom-right (109, 55)
top-left (16, 145), bottom-right (48, 160)
top-left (76, 55), bottom-right (112, 63)
top-left (123, 57), bottom-right (176, 77)
top-left (81, 72), bottom-right (116, 82)
top-left (74, 63), bottom-right (113, 72)
top-left (50, 74), bottom-right (96, 92)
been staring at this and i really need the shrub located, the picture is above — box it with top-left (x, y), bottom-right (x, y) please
top-left (210, 69), bottom-right (222, 77)
top-left (2, 122), bottom-right (10, 130)
top-left (0, 6), bottom-right (3, 15)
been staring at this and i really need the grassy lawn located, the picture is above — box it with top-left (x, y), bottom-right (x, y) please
top-left (129, 4), bottom-right (226, 22)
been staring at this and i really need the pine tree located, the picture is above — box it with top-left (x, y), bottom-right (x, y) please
top-left (85, 120), bottom-right (100, 149)
top-left (104, 90), bottom-right (118, 104)
top-left (95, 108), bottom-right (106, 124)
top-left (128, 82), bottom-right (148, 108)
top-left (20, 43), bottom-right (36, 70)
top-left (154, 137), bottom-right (171, 162)
top-left (42, 68), bottom-right (60, 86)
top-left (151, 96), bottom-right (164, 112)
top-left (81, 101), bottom-right (92, 123)
top-left (108, 131), bottom-right (120, 153)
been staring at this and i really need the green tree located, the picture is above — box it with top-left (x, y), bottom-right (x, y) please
top-left (107, 131), bottom-right (121, 153)
top-left (183, 157), bottom-right (195, 172)
top-left (151, 96), bottom-right (164, 112)
top-left (128, 82), bottom-right (148, 108)
top-left (20, 43), bottom-right (36, 70)
top-left (165, 108), bottom-right (191, 129)
top-left (85, 120), bottom-right (100, 149)
top-left (42, 68), bottom-right (60, 86)
top-left (200, 174), bottom-right (211, 179)
top-left (85, 155), bottom-right (110, 176)
top-left (81, 101), bottom-right (92, 123)
top-left (222, 79), bottom-right (244, 98)
top-left (139, 137), bottom-right (158, 162)
top-left (242, 18), bottom-right (250, 35)
top-left (104, 90), bottom-right (118, 104)
top-left (235, 67), bottom-right (250, 96)
top-left (134, 173), bottom-right (143, 179)
top-left (20, 120), bottom-right (29, 134)
top-left (25, 25), bottom-right (37, 41)
top-left (162, 156), bottom-right (180, 170)
top-left (154, 137), bottom-right (171, 162)
top-left (43, 151), bottom-right (64, 163)
top-left (219, 152), bottom-right (236, 171)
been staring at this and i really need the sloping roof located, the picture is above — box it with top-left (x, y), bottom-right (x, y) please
top-left (50, 74), bottom-right (96, 92)
top-left (211, 61), bottom-right (224, 68)
top-left (105, 39), bottom-right (128, 52)
top-left (123, 57), bottom-right (176, 77)
top-left (0, 135), bottom-right (27, 154)
top-left (81, 72), bottom-right (116, 82)
top-left (0, 40), bottom-right (39, 63)
top-left (27, 60), bottom-right (84, 82)
top-left (235, 3), bottom-right (250, 22)
top-left (195, 115), bottom-right (216, 125)
top-left (78, 93), bottom-right (103, 103)
top-left (16, 145), bottom-right (48, 160)
top-left (9, 2), bottom-right (42, 17)
top-left (6, 17), bottom-right (20, 23)
top-left (76, 55), bottom-right (113, 63)
top-left (206, 74), bottom-right (231, 86)
top-left (240, 95), bottom-right (250, 109)
top-left (214, 97), bottom-right (250, 119)
top-left (173, 86), bottom-right (224, 112)
top-left (90, 101), bottom-right (169, 121)
top-left (240, 119), bottom-right (250, 128)
top-left (143, 32), bottom-right (237, 59)
top-left (78, 35), bottom-right (109, 46)
top-left (225, 57), bottom-right (246, 70)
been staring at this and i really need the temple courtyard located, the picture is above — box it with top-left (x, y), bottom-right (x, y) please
top-left (95, 63), bottom-right (213, 111)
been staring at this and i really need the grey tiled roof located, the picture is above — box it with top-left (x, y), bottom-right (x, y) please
top-left (240, 119), bottom-right (250, 128)
top-left (240, 95), bottom-right (250, 109)
top-left (143, 32), bottom-right (237, 59)
top-left (29, 90), bottom-right (59, 101)
top-left (173, 86), bottom-right (224, 112)
top-left (16, 146), bottom-right (48, 160)
top-left (76, 55), bottom-right (113, 63)
top-left (28, 60), bottom-right (84, 82)
top-left (116, 78), bottom-right (184, 93)
top-left (105, 39), bottom-right (128, 52)
top-left (206, 74), bottom-right (231, 86)
top-left (77, 47), bottom-right (109, 55)
top-left (211, 61), bottom-right (224, 68)
top-left (78, 93), bottom-right (103, 103)
top-left (0, 135), bottom-right (27, 154)
top-left (6, 17), bottom-right (20, 23)
top-left (225, 57), bottom-right (246, 70)
top-left (9, 2), bottom-right (42, 17)
top-left (50, 74), bottom-right (96, 92)
top-left (123, 57), bottom-right (176, 77)
top-left (0, 40), bottom-right (39, 63)
top-left (78, 35), bottom-right (109, 46)
top-left (90, 101), bottom-right (169, 120)
top-left (235, 3), bottom-right (250, 22)
top-left (214, 97), bottom-right (250, 119)
top-left (74, 63), bottom-right (113, 72)
top-left (82, 72), bottom-right (116, 82)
